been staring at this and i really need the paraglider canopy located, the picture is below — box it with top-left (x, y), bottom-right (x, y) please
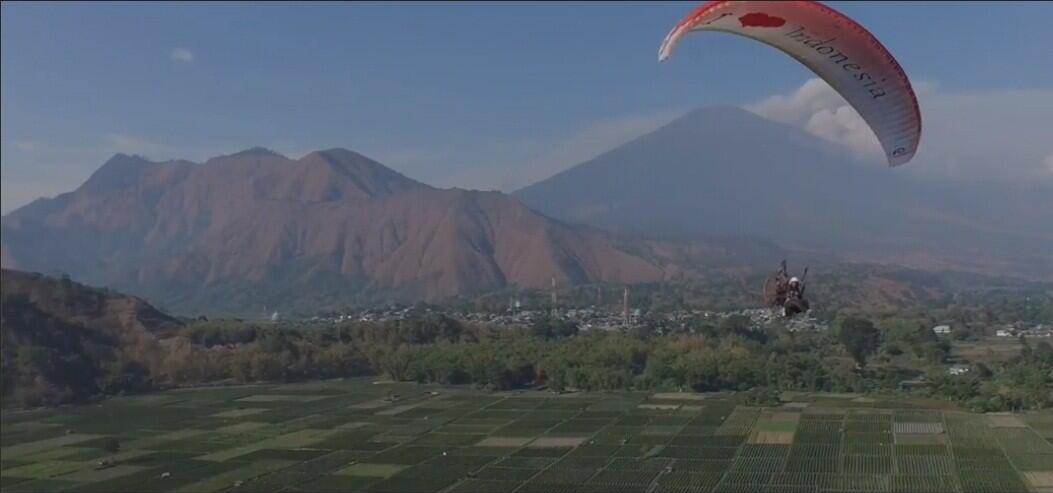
top-left (659, 0), bottom-right (921, 166)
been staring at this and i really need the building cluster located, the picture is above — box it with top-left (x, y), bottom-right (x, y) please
top-left (308, 306), bottom-right (422, 324)
top-left (302, 303), bottom-right (833, 335)
top-left (470, 308), bottom-right (643, 331)
top-left (931, 322), bottom-right (1053, 338)
top-left (995, 322), bottom-right (1053, 338)
top-left (932, 325), bottom-right (951, 335)
top-left (460, 307), bottom-right (830, 333)
top-left (718, 308), bottom-right (830, 332)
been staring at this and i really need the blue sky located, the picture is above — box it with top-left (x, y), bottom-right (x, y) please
top-left (3, 1), bottom-right (1052, 212)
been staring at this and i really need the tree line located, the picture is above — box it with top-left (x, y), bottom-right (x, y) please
top-left (5, 308), bottom-right (1050, 412)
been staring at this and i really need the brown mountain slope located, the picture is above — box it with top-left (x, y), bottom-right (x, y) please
top-left (1, 148), bottom-right (717, 315)
top-left (1, 269), bottom-right (182, 406)
top-left (515, 106), bottom-right (1053, 281)
top-left (1, 269), bottom-right (182, 339)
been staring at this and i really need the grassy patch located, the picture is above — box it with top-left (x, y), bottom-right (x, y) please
top-left (1, 460), bottom-right (86, 479)
top-left (336, 463), bottom-right (406, 478)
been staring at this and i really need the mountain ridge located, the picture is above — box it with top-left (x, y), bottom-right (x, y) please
top-left (1, 147), bottom-right (740, 315)
top-left (1, 268), bottom-right (183, 406)
top-left (515, 106), bottom-right (1053, 280)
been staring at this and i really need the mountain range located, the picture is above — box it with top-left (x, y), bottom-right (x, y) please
top-left (516, 106), bottom-right (1053, 280)
top-left (3, 106), bottom-right (1048, 316)
top-left (0, 148), bottom-right (736, 315)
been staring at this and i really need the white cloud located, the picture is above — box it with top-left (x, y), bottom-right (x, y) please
top-left (746, 78), bottom-right (940, 161)
top-left (747, 78), bottom-right (851, 127)
top-left (908, 88), bottom-right (1053, 184)
top-left (747, 78), bottom-right (1053, 184)
top-left (170, 48), bottom-right (194, 63)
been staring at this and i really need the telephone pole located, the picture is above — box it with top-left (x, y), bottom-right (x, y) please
top-left (551, 277), bottom-right (558, 315)
top-left (623, 287), bottom-right (630, 326)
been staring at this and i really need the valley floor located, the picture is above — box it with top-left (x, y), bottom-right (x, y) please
top-left (1, 379), bottom-right (1052, 492)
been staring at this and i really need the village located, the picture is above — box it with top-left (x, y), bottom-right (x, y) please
top-left (932, 322), bottom-right (1053, 339)
top-left (305, 302), bottom-right (830, 334)
top-left (299, 304), bottom-right (1053, 341)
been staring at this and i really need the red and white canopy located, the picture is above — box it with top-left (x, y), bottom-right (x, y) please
top-left (659, 1), bottom-right (921, 166)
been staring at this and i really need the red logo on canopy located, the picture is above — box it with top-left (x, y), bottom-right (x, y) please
top-left (738, 12), bottom-right (786, 28)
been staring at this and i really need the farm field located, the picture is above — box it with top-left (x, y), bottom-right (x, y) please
top-left (950, 337), bottom-right (1025, 363)
top-left (2, 379), bottom-right (1051, 492)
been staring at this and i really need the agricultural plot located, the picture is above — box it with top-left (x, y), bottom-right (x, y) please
top-left (1, 381), bottom-right (1049, 492)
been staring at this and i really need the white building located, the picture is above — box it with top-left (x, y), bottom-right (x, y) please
top-left (995, 329), bottom-right (1013, 337)
top-left (932, 325), bottom-right (952, 335)
top-left (948, 364), bottom-right (970, 376)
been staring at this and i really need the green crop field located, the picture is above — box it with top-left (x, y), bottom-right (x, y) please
top-left (2, 379), bottom-right (1051, 492)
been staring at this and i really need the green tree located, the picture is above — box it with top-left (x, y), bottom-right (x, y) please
top-left (103, 437), bottom-right (120, 455)
top-left (744, 386), bottom-right (780, 406)
top-left (838, 317), bottom-right (881, 368)
top-left (530, 316), bottom-right (579, 339)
